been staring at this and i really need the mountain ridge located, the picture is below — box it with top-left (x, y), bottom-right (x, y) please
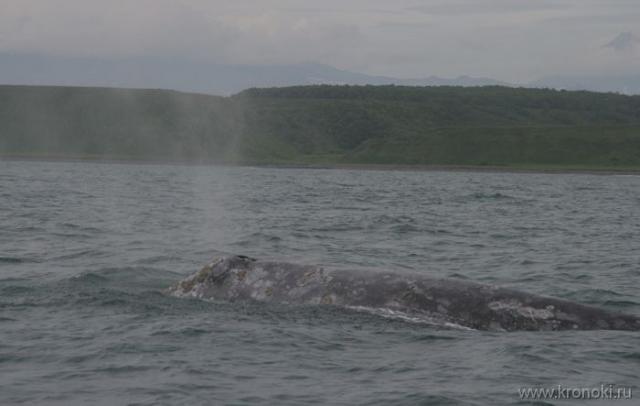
top-left (0, 52), bottom-right (509, 95)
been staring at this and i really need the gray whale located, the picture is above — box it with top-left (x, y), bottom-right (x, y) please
top-left (169, 255), bottom-right (640, 331)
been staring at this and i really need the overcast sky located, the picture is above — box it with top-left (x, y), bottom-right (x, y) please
top-left (1, 0), bottom-right (638, 82)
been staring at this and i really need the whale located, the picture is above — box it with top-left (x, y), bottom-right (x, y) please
top-left (168, 255), bottom-right (640, 331)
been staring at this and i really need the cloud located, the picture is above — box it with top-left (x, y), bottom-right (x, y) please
top-left (0, 0), bottom-right (362, 64)
top-left (0, 1), bottom-right (228, 57)
top-left (407, 0), bottom-right (565, 15)
top-left (0, 0), bottom-right (639, 82)
top-left (217, 12), bottom-right (362, 65)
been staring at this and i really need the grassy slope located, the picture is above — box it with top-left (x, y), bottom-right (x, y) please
top-left (2, 84), bottom-right (640, 169)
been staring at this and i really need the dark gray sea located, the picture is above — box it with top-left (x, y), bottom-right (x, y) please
top-left (1, 160), bottom-right (639, 405)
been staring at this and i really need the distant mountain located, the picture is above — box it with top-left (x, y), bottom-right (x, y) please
top-left (530, 75), bottom-right (640, 95)
top-left (0, 52), bottom-right (508, 95)
top-left (3, 51), bottom-right (639, 96)
top-left (603, 32), bottom-right (639, 52)
top-left (526, 33), bottom-right (639, 94)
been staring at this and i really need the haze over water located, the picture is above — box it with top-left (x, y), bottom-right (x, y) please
top-left (1, 160), bottom-right (639, 405)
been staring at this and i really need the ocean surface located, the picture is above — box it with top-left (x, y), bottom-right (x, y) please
top-left (1, 159), bottom-right (639, 405)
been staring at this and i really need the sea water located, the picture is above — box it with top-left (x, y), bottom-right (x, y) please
top-left (1, 160), bottom-right (638, 405)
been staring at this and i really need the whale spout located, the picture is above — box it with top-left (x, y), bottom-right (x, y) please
top-left (169, 256), bottom-right (640, 332)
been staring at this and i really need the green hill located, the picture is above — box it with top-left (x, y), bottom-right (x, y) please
top-left (0, 85), bottom-right (240, 162)
top-left (2, 84), bottom-right (640, 169)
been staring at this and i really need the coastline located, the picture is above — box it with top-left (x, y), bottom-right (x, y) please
top-left (261, 164), bottom-right (640, 175)
top-left (2, 153), bottom-right (640, 175)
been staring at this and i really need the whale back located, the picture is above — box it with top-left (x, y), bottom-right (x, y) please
top-left (169, 256), bottom-right (640, 331)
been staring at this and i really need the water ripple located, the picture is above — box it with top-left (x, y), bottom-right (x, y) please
top-left (1, 160), bottom-right (639, 405)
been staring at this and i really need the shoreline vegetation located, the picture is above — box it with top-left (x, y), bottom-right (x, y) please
top-left (2, 84), bottom-right (640, 173)
top-left (3, 154), bottom-right (640, 175)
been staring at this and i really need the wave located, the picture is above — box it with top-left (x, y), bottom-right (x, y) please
top-left (0, 256), bottom-right (28, 264)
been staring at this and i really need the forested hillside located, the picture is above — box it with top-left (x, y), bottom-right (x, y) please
top-left (2, 84), bottom-right (640, 169)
